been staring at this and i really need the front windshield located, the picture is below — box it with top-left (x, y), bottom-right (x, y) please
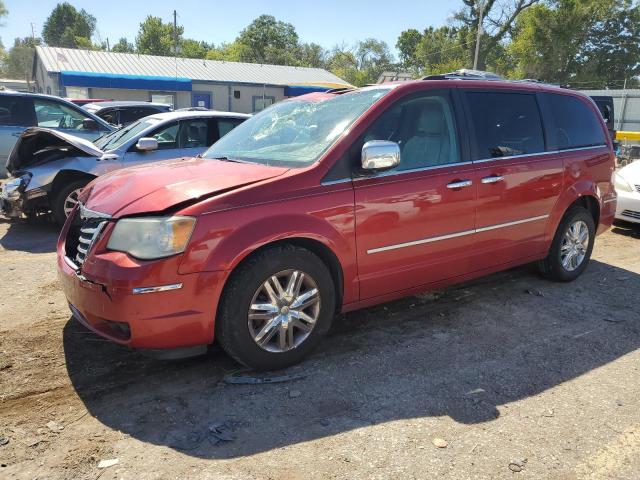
top-left (93, 117), bottom-right (162, 151)
top-left (203, 88), bottom-right (391, 167)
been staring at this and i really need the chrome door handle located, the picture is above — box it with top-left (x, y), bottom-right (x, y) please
top-left (481, 175), bottom-right (504, 184)
top-left (446, 180), bottom-right (473, 189)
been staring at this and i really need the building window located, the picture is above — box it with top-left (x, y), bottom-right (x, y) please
top-left (150, 93), bottom-right (176, 108)
top-left (252, 95), bottom-right (276, 113)
top-left (65, 86), bottom-right (88, 98)
top-left (234, 90), bottom-right (241, 99)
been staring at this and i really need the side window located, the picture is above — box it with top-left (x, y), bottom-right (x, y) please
top-left (33, 99), bottom-right (94, 131)
top-left (358, 92), bottom-right (461, 172)
top-left (98, 109), bottom-right (119, 125)
top-left (544, 94), bottom-right (607, 149)
top-left (465, 92), bottom-right (545, 159)
top-left (0, 96), bottom-right (34, 126)
top-left (120, 108), bottom-right (153, 126)
top-left (150, 122), bottom-right (179, 150)
top-left (211, 118), bottom-right (245, 143)
top-left (178, 119), bottom-right (209, 148)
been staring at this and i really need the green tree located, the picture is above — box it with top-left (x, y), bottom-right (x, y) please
top-left (135, 15), bottom-right (183, 56)
top-left (507, 0), bottom-right (639, 87)
top-left (205, 41), bottom-right (246, 62)
top-left (454, 0), bottom-right (541, 70)
top-left (0, 0), bottom-right (7, 25)
top-left (180, 39), bottom-right (210, 59)
top-left (236, 14), bottom-right (299, 64)
top-left (326, 45), bottom-right (359, 85)
top-left (355, 38), bottom-right (393, 83)
top-left (417, 26), bottom-right (468, 74)
top-left (4, 37), bottom-right (42, 84)
top-left (111, 37), bottom-right (135, 53)
top-left (296, 42), bottom-right (327, 68)
top-left (0, 1), bottom-right (8, 75)
top-left (42, 2), bottom-right (96, 48)
top-left (396, 28), bottom-right (422, 72)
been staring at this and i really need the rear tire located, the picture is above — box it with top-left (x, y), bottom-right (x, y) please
top-left (52, 179), bottom-right (90, 225)
top-left (216, 244), bottom-right (336, 371)
top-left (538, 205), bottom-right (595, 282)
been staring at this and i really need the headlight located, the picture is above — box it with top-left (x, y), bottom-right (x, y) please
top-left (614, 172), bottom-right (634, 193)
top-left (1, 174), bottom-right (31, 200)
top-left (107, 216), bottom-right (196, 260)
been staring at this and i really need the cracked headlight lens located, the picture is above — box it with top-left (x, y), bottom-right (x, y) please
top-left (1, 174), bottom-right (31, 200)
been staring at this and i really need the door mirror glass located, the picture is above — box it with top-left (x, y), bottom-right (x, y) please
top-left (82, 118), bottom-right (99, 130)
top-left (361, 140), bottom-right (400, 171)
top-left (136, 137), bottom-right (158, 152)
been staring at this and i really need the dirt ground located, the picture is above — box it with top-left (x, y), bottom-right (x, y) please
top-left (1, 217), bottom-right (639, 480)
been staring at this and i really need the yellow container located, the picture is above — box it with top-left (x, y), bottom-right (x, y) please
top-left (616, 131), bottom-right (640, 141)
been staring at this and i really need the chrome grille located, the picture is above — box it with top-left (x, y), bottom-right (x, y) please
top-left (621, 209), bottom-right (640, 220)
top-left (75, 220), bottom-right (107, 265)
top-left (64, 203), bottom-right (111, 269)
top-left (635, 184), bottom-right (640, 193)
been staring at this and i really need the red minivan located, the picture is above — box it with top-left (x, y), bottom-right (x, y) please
top-left (57, 76), bottom-right (617, 370)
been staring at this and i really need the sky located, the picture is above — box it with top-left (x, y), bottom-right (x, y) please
top-left (1, 0), bottom-right (459, 55)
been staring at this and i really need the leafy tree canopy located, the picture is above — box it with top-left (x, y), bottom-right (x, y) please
top-left (42, 2), bottom-right (96, 48)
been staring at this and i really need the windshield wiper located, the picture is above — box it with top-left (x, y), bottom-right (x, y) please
top-left (211, 156), bottom-right (242, 162)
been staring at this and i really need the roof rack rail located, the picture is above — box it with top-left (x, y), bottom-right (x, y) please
top-left (422, 69), bottom-right (503, 81)
top-left (325, 86), bottom-right (356, 94)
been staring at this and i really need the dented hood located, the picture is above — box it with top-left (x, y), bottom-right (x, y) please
top-left (6, 127), bottom-right (104, 173)
top-left (82, 157), bottom-right (288, 217)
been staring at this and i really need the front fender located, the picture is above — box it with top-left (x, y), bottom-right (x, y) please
top-left (178, 192), bottom-right (358, 304)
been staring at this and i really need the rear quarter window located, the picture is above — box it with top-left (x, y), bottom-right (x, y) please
top-left (542, 93), bottom-right (606, 150)
top-left (0, 96), bottom-right (35, 126)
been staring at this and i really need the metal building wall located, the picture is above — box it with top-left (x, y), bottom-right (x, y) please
top-left (581, 89), bottom-right (640, 132)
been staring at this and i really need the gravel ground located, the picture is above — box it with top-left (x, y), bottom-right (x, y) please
top-left (0, 217), bottom-right (639, 479)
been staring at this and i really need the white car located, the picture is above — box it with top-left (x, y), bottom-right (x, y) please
top-left (614, 160), bottom-right (640, 223)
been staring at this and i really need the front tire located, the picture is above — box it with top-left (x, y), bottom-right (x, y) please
top-left (52, 179), bottom-right (90, 225)
top-left (538, 205), bottom-right (595, 282)
top-left (216, 244), bottom-right (336, 371)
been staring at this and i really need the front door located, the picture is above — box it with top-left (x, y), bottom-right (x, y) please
top-left (0, 96), bottom-right (35, 176)
top-left (353, 89), bottom-right (477, 300)
top-left (192, 92), bottom-right (212, 109)
top-left (461, 89), bottom-right (563, 270)
top-left (122, 118), bottom-right (211, 168)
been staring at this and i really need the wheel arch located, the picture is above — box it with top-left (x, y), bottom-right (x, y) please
top-left (547, 179), bottom-right (602, 244)
top-left (49, 169), bottom-right (96, 198)
top-left (221, 236), bottom-right (345, 313)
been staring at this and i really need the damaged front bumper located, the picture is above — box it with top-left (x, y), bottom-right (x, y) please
top-left (1, 175), bottom-right (49, 218)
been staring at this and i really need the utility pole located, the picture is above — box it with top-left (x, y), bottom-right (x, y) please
top-left (473, 0), bottom-right (485, 70)
top-left (173, 10), bottom-right (178, 107)
top-left (30, 22), bottom-right (36, 42)
top-left (173, 10), bottom-right (178, 56)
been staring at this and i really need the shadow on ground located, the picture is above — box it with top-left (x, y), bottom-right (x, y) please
top-left (63, 255), bottom-right (640, 459)
top-left (0, 217), bottom-right (59, 253)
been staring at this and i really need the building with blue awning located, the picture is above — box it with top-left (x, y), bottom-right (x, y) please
top-left (33, 46), bottom-right (351, 114)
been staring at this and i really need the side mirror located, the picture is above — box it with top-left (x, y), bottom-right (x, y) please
top-left (82, 118), bottom-right (99, 130)
top-left (361, 140), bottom-right (400, 171)
top-left (136, 137), bottom-right (158, 152)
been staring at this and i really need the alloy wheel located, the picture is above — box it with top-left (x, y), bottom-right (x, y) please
top-left (560, 220), bottom-right (589, 271)
top-left (248, 269), bottom-right (321, 352)
top-left (63, 188), bottom-right (83, 218)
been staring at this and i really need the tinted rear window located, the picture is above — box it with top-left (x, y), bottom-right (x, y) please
top-left (466, 92), bottom-right (545, 159)
top-left (0, 96), bottom-right (34, 126)
top-left (544, 94), bottom-right (606, 149)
